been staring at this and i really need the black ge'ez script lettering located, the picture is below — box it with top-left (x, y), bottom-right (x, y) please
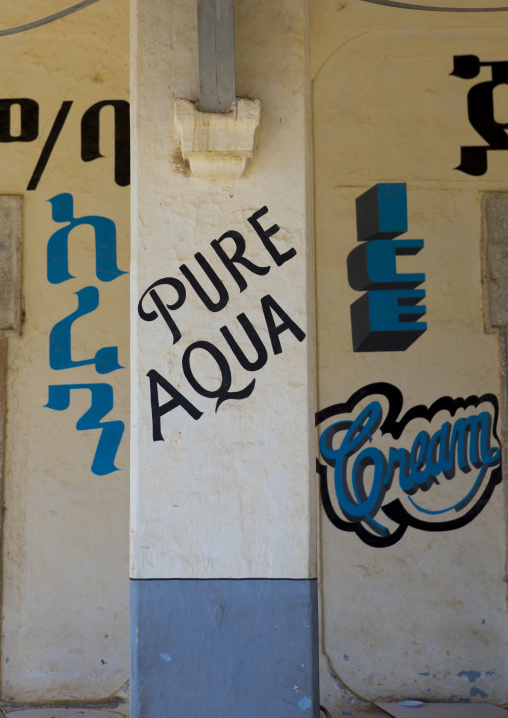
top-left (0, 98), bottom-right (129, 189)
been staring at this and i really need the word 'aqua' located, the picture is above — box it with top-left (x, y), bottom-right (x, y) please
top-left (141, 206), bottom-right (306, 441)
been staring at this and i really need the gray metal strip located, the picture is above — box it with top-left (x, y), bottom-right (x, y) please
top-left (197, 0), bottom-right (236, 112)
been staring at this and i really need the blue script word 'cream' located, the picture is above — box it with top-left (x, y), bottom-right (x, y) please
top-left (317, 383), bottom-right (502, 548)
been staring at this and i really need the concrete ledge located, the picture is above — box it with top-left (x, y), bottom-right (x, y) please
top-left (174, 98), bottom-right (261, 179)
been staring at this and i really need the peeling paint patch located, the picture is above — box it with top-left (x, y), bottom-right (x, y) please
top-left (160, 653), bottom-right (172, 662)
top-left (471, 687), bottom-right (488, 698)
top-left (458, 670), bottom-right (481, 683)
top-left (298, 697), bottom-right (312, 711)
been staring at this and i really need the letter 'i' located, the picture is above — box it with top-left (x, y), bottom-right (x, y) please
top-left (347, 183), bottom-right (427, 352)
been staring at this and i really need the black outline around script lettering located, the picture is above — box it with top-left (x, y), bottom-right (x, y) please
top-left (316, 382), bottom-right (502, 548)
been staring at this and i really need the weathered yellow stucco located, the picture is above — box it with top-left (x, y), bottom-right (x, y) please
top-left (312, 0), bottom-right (508, 709)
top-left (0, 1), bottom-right (129, 703)
top-left (2, 0), bottom-right (508, 713)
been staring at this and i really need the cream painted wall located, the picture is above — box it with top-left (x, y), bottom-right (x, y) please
top-left (3, 0), bottom-right (505, 709)
top-left (312, 0), bottom-right (508, 707)
top-left (130, 0), bottom-right (316, 580)
top-left (0, 1), bottom-right (130, 702)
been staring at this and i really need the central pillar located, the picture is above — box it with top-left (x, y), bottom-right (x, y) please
top-left (130, 1), bottom-right (317, 716)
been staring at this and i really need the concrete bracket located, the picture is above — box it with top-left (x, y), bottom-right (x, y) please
top-left (174, 98), bottom-right (261, 179)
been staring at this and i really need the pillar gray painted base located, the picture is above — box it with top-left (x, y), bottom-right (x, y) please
top-left (130, 578), bottom-right (319, 718)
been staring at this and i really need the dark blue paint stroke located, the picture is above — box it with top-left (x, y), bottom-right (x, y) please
top-left (459, 670), bottom-right (482, 683)
top-left (47, 193), bottom-right (127, 284)
top-left (49, 286), bottom-right (122, 374)
top-left (408, 464), bottom-right (488, 515)
top-left (45, 383), bottom-right (124, 475)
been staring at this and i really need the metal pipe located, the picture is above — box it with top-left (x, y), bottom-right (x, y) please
top-left (197, 0), bottom-right (236, 112)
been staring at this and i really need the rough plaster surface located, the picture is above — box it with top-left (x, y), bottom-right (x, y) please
top-left (482, 194), bottom-right (508, 330)
top-left (311, 0), bottom-right (508, 710)
top-left (131, 0), bottom-right (316, 579)
top-left (318, 658), bottom-right (387, 718)
top-left (0, 339), bottom-right (6, 565)
top-left (0, 0), bottom-right (130, 702)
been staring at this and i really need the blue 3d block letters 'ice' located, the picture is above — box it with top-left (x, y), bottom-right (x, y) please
top-left (347, 183), bottom-right (427, 352)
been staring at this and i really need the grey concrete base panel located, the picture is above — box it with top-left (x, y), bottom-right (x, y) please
top-left (4, 711), bottom-right (125, 718)
top-left (130, 578), bottom-right (319, 718)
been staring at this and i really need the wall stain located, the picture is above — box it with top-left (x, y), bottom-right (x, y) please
top-left (458, 670), bottom-right (482, 684)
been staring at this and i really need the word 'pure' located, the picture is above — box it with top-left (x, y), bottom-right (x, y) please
top-left (140, 207), bottom-right (306, 441)
top-left (138, 206), bottom-right (295, 344)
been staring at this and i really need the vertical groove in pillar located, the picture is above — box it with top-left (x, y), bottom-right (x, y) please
top-left (0, 196), bottom-right (22, 686)
top-left (0, 339), bottom-right (5, 648)
top-left (481, 193), bottom-right (508, 562)
top-left (0, 342), bottom-right (5, 696)
top-left (0, 196), bottom-right (23, 336)
top-left (0, 338), bottom-right (6, 552)
top-left (0, 339), bottom-right (5, 685)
